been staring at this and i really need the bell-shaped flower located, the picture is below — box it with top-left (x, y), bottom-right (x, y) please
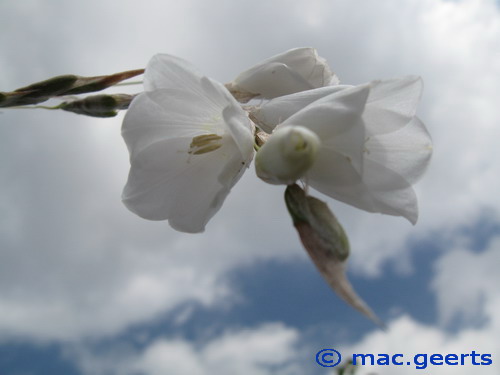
top-left (251, 76), bottom-right (432, 224)
top-left (121, 54), bottom-right (255, 233)
top-left (225, 47), bottom-right (339, 102)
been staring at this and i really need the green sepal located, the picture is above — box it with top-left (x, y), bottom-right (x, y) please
top-left (284, 184), bottom-right (311, 224)
top-left (284, 184), bottom-right (349, 262)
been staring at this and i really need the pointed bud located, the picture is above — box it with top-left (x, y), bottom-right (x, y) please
top-left (255, 125), bottom-right (320, 185)
top-left (1, 69), bottom-right (143, 108)
top-left (285, 184), bottom-right (349, 262)
top-left (284, 184), bottom-right (384, 327)
top-left (60, 94), bottom-right (135, 117)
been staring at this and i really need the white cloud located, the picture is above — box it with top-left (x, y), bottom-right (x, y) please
top-left (342, 314), bottom-right (499, 375)
top-left (68, 233), bottom-right (500, 375)
top-left (431, 235), bottom-right (500, 327)
top-left (342, 234), bottom-right (500, 375)
top-left (0, 110), bottom-right (298, 341)
top-left (71, 323), bottom-right (305, 375)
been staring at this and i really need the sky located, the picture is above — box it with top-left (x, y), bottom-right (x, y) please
top-left (0, 0), bottom-right (499, 374)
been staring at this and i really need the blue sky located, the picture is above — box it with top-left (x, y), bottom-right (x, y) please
top-left (1, 0), bottom-right (499, 374)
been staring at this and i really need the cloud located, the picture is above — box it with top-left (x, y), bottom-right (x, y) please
top-left (64, 233), bottom-right (500, 375)
top-left (342, 314), bottom-right (498, 375)
top-left (431, 234), bottom-right (500, 327)
top-left (70, 323), bottom-right (304, 375)
top-left (0, 110), bottom-right (297, 341)
top-left (341, 234), bottom-right (500, 375)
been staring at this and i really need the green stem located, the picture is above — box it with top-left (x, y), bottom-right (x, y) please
top-left (4, 104), bottom-right (62, 111)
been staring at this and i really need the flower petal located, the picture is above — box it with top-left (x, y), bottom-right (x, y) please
top-left (365, 116), bottom-right (432, 184)
top-left (122, 135), bottom-right (250, 233)
top-left (364, 76), bottom-right (423, 135)
top-left (122, 89), bottom-right (219, 160)
top-left (123, 74), bottom-right (251, 157)
top-left (222, 105), bottom-right (255, 161)
top-left (307, 146), bottom-right (363, 191)
top-left (272, 47), bottom-right (335, 88)
top-left (229, 47), bottom-right (337, 100)
top-left (144, 54), bottom-right (201, 91)
top-left (358, 158), bottom-right (419, 224)
top-left (281, 84), bottom-right (369, 142)
top-left (308, 151), bottom-right (419, 224)
top-left (251, 76), bottom-right (424, 135)
top-left (233, 62), bottom-right (316, 98)
top-left (250, 85), bottom-right (349, 133)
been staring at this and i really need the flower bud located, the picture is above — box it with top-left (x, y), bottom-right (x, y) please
top-left (284, 184), bottom-right (383, 327)
top-left (60, 94), bottom-right (134, 117)
top-left (255, 125), bottom-right (320, 185)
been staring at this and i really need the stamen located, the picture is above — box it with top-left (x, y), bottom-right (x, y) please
top-left (190, 134), bottom-right (222, 148)
top-left (190, 144), bottom-right (222, 155)
top-left (188, 133), bottom-right (223, 155)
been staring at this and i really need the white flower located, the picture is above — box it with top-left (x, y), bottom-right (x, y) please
top-left (121, 54), bottom-right (255, 233)
top-left (251, 76), bottom-right (433, 224)
top-left (226, 47), bottom-right (339, 102)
